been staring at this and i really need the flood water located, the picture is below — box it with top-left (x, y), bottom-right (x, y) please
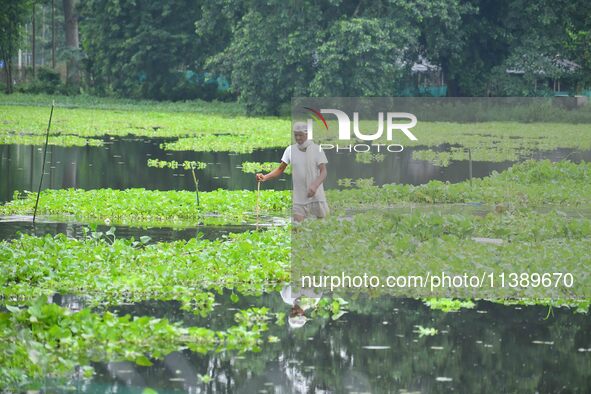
top-left (0, 215), bottom-right (256, 242)
top-left (2, 137), bottom-right (590, 203)
top-left (2, 138), bottom-right (591, 393)
top-left (43, 291), bottom-right (590, 393)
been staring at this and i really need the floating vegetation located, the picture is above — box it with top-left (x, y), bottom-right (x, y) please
top-left (412, 150), bottom-right (453, 167)
top-left (293, 209), bottom-right (591, 298)
top-left (423, 298), bottom-right (476, 312)
top-left (241, 161), bottom-right (291, 175)
top-left (329, 160), bottom-right (591, 208)
top-left (0, 188), bottom-right (291, 226)
top-left (414, 325), bottom-right (439, 337)
top-left (0, 104), bottom-right (288, 140)
top-left (0, 296), bottom-right (277, 391)
top-left (337, 177), bottom-right (375, 188)
top-left (147, 158), bottom-right (207, 170)
top-left (3, 101), bottom-right (590, 159)
top-left (0, 228), bottom-right (289, 303)
top-left (0, 133), bottom-right (103, 147)
top-left (2, 161), bottom-right (590, 224)
top-left (354, 152), bottom-right (385, 164)
top-left (406, 122), bottom-right (591, 165)
top-left (160, 133), bottom-right (289, 153)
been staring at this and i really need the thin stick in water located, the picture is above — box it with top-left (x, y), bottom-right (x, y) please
top-left (33, 101), bottom-right (54, 223)
top-left (256, 181), bottom-right (261, 228)
top-left (191, 167), bottom-right (200, 206)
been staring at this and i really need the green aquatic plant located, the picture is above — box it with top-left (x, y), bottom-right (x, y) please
top-left (337, 177), bottom-right (375, 188)
top-left (329, 160), bottom-right (591, 208)
top-left (147, 158), bottom-right (207, 170)
top-left (354, 152), bottom-right (385, 164)
top-left (0, 133), bottom-right (103, 147)
top-left (0, 93), bottom-right (247, 115)
top-left (292, 209), bottom-right (591, 298)
top-left (160, 133), bottom-right (289, 153)
top-left (147, 159), bottom-right (208, 204)
top-left (2, 160), bottom-right (590, 226)
top-left (240, 161), bottom-right (292, 175)
top-left (0, 296), bottom-right (277, 391)
top-left (310, 297), bottom-right (349, 320)
top-left (0, 228), bottom-right (290, 303)
top-left (414, 325), bottom-right (438, 337)
top-left (412, 150), bottom-right (453, 167)
top-left (3, 101), bottom-right (590, 157)
top-left (0, 104), bottom-right (288, 140)
top-left (1, 188), bottom-right (291, 226)
top-left (423, 298), bottom-right (476, 312)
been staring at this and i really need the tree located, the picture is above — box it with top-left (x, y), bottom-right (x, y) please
top-left (420, 0), bottom-right (585, 96)
top-left (62, 0), bottom-right (80, 87)
top-left (202, 0), bottom-right (324, 114)
top-left (79, 0), bottom-right (207, 100)
top-left (310, 18), bottom-right (414, 96)
top-left (0, 0), bottom-right (31, 93)
top-left (199, 0), bottom-right (472, 113)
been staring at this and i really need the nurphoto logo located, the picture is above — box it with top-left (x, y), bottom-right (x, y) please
top-left (304, 107), bottom-right (418, 153)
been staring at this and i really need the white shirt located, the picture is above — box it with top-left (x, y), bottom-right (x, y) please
top-left (281, 143), bottom-right (328, 205)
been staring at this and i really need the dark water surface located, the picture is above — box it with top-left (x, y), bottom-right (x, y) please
top-left (0, 137), bottom-right (288, 203)
top-left (2, 137), bottom-right (590, 203)
top-left (43, 292), bottom-right (591, 393)
top-left (0, 215), bottom-right (257, 242)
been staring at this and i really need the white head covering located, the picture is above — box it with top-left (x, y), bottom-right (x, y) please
top-left (288, 315), bottom-right (307, 329)
top-left (292, 121), bottom-right (308, 133)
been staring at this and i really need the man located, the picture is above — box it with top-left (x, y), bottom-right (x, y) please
top-left (280, 285), bottom-right (322, 329)
top-left (256, 121), bottom-right (328, 222)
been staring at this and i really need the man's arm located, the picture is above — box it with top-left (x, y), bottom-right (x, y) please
top-left (307, 163), bottom-right (327, 197)
top-left (256, 162), bottom-right (288, 182)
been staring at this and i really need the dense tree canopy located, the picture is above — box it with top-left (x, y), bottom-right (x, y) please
top-left (79, 0), bottom-right (207, 100)
top-left (3, 0), bottom-right (591, 114)
top-left (0, 0), bottom-right (33, 93)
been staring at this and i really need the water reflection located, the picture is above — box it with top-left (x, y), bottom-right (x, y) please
top-left (0, 137), bottom-right (289, 203)
top-left (0, 217), bottom-right (254, 242)
top-left (67, 293), bottom-right (591, 393)
top-left (3, 137), bottom-right (589, 203)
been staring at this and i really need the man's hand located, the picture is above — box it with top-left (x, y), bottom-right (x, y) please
top-left (307, 184), bottom-right (318, 197)
top-left (256, 173), bottom-right (266, 182)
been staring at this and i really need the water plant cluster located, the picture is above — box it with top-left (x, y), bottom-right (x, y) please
top-left (293, 209), bottom-right (591, 298)
top-left (1, 188), bottom-right (291, 226)
top-left (1, 96), bottom-right (590, 390)
top-left (329, 160), bottom-right (591, 207)
top-left (0, 295), bottom-right (278, 390)
top-left (2, 99), bottom-right (590, 162)
top-left (240, 161), bottom-right (292, 174)
top-left (147, 158), bottom-right (207, 170)
top-left (4, 160), bottom-right (586, 227)
top-left (0, 228), bottom-right (289, 304)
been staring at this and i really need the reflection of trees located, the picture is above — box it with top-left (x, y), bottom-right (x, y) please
top-left (0, 141), bottom-right (290, 203)
top-left (84, 295), bottom-right (590, 393)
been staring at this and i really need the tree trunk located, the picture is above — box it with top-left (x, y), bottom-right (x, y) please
top-left (52, 0), bottom-right (56, 68)
top-left (62, 0), bottom-right (80, 86)
top-left (32, 2), bottom-right (36, 78)
top-left (7, 58), bottom-right (13, 94)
